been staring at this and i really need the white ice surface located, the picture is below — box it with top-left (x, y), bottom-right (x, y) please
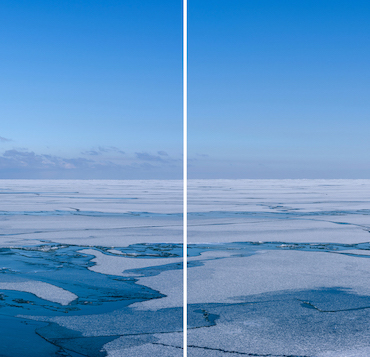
top-left (3, 179), bottom-right (370, 356)
top-left (104, 337), bottom-right (182, 357)
top-left (78, 248), bottom-right (182, 276)
top-left (2, 179), bottom-right (370, 247)
top-left (318, 347), bottom-right (370, 356)
top-left (78, 249), bottom-right (230, 278)
top-left (188, 179), bottom-right (370, 212)
top-left (131, 249), bottom-right (370, 310)
top-left (0, 281), bottom-right (77, 305)
top-left (117, 330), bottom-right (370, 357)
top-left (0, 179), bottom-right (182, 247)
top-left (183, 320), bottom-right (370, 357)
top-left (188, 218), bottom-right (370, 244)
top-left (188, 179), bottom-right (370, 244)
top-left (0, 179), bottom-right (182, 214)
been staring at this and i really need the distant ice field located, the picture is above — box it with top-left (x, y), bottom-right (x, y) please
top-left (0, 179), bottom-right (182, 247)
top-left (188, 179), bottom-right (370, 244)
top-left (1, 179), bottom-right (370, 356)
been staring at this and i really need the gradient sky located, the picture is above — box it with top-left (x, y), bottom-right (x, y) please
top-left (0, 0), bottom-right (182, 179)
top-left (1, 1), bottom-right (370, 179)
top-left (189, 0), bottom-right (370, 178)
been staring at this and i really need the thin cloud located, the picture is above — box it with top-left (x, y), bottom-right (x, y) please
top-left (81, 150), bottom-right (100, 156)
top-left (102, 146), bottom-right (125, 154)
top-left (135, 152), bottom-right (165, 162)
top-left (0, 148), bottom-right (181, 179)
top-left (157, 151), bottom-right (168, 156)
top-left (82, 146), bottom-right (125, 156)
top-left (0, 136), bottom-right (12, 142)
top-left (1, 150), bottom-right (94, 170)
top-left (96, 146), bottom-right (125, 154)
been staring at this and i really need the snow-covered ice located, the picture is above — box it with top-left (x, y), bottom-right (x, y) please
top-left (2, 179), bottom-right (370, 356)
top-left (183, 179), bottom-right (370, 356)
top-left (78, 248), bottom-right (182, 276)
top-left (0, 179), bottom-right (183, 357)
top-left (0, 280), bottom-right (77, 305)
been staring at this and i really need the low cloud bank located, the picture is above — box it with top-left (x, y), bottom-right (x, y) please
top-left (0, 149), bottom-right (181, 179)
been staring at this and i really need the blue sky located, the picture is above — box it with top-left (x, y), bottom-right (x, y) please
top-left (189, 0), bottom-right (370, 178)
top-left (0, 0), bottom-right (182, 179)
top-left (1, 1), bottom-right (370, 179)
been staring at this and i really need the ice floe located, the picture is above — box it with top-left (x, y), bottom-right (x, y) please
top-left (0, 280), bottom-right (77, 305)
top-left (78, 248), bottom-right (182, 276)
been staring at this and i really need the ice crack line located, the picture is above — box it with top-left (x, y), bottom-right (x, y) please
top-left (298, 299), bottom-right (370, 312)
top-left (0, 223), bottom-right (182, 237)
top-left (152, 342), bottom-right (311, 356)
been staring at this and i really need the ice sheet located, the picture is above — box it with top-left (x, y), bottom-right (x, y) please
top-left (0, 179), bottom-right (182, 248)
top-left (1, 179), bottom-right (370, 356)
top-left (78, 248), bottom-right (182, 276)
top-left (129, 249), bottom-right (370, 310)
top-left (0, 281), bottom-right (77, 305)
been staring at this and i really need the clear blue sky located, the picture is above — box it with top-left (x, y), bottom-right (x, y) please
top-left (0, 0), bottom-right (182, 179)
top-left (1, 1), bottom-right (370, 179)
top-left (189, 0), bottom-right (370, 179)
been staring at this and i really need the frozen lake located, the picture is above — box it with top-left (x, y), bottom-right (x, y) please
top-left (1, 179), bottom-right (370, 356)
top-left (184, 179), bottom-right (370, 357)
top-left (0, 180), bottom-right (185, 357)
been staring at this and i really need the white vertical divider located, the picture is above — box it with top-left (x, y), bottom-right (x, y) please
top-left (183, 0), bottom-right (188, 355)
